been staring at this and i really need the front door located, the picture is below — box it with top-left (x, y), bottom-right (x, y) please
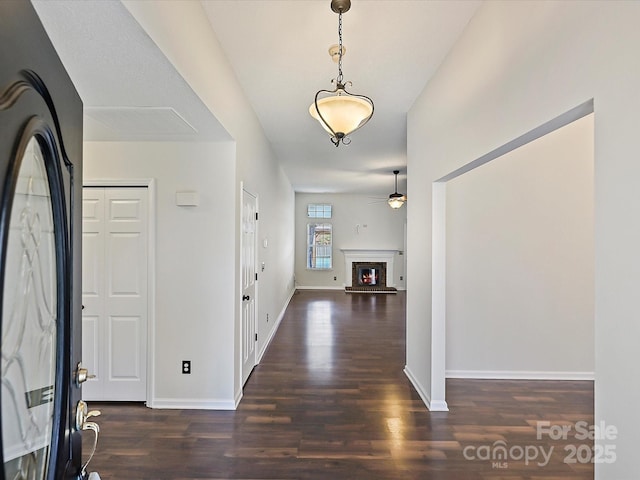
top-left (0, 2), bottom-right (85, 479)
top-left (241, 189), bottom-right (257, 385)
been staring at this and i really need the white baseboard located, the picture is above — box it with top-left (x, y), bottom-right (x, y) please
top-left (295, 285), bottom-right (345, 291)
top-left (429, 399), bottom-right (449, 411)
top-left (150, 398), bottom-right (237, 410)
top-left (445, 370), bottom-right (595, 381)
top-left (403, 365), bottom-right (449, 412)
top-left (296, 285), bottom-right (406, 291)
top-left (257, 288), bottom-right (296, 363)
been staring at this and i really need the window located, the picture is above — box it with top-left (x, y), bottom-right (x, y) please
top-left (307, 223), bottom-right (332, 270)
top-left (306, 204), bottom-right (332, 269)
top-left (307, 203), bottom-right (332, 219)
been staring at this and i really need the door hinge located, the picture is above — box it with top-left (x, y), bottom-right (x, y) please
top-left (255, 273), bottom-right (258, 281)
top-left (255, 212), bottom-right (259, 221)
top-left (255, 333), bottom-right (258, 341)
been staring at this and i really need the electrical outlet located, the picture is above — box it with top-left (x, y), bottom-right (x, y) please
top-left (400, 276), bottom-right (403, 281)
top-left (334, 276), bottom-right (337, 281)
top-left (182, 360), bottom-right (191, 374)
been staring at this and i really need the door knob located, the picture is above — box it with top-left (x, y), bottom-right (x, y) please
top-left (243, 295), bottom-right (250, 301)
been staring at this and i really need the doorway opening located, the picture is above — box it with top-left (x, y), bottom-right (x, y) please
top-left (445, 113), bottom-right (594, 380)
top-left (430, 100), bottom-right (595, 409)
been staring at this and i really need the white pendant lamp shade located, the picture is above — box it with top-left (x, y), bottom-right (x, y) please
top-left (387, 194), bottom-right (406, 209)
top-left (309, 94), bottom-right (374, 138)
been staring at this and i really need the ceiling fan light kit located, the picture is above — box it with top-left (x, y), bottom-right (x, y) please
top-left (388, 170), bottom-right (406, 209)
top-left (309, 0), bottom-right (374, 147)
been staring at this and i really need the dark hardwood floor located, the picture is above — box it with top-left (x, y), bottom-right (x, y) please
top-left (85, 290), bottom-right (594, 479)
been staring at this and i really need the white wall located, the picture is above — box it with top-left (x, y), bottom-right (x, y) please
top-left (446, 114), bottom-right (594, 379)
top-left (406, 1), bottom-right (640, 476)
top-left (295, 193), bottom-right (406, 289)
top-left (84, 141), bottom-right (237, 407)
top-left (121, 1), bottom-right (296, 403)
top-left (250, 162), bottom-right (296, 363)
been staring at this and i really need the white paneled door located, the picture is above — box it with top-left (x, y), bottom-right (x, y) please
top-left (241, 189), bottom-right (257, 385)
top-left (82, 187), bottom-right (148, 401)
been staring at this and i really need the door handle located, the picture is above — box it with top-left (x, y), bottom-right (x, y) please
top-left (75, 400), bottom-right (101, 477)
top-left (243, 295), bottom-right (250, 301)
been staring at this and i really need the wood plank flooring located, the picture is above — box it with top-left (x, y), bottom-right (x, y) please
top-left (85, 290), bottom-right (594, 479)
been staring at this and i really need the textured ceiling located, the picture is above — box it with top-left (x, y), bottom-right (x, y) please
top-left (32, 0), bottom-right (231, 143)
top-left (32, 0), bottom-right (481, 195)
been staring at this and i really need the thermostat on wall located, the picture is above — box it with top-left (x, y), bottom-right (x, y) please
top-left (176, 191), bottom-right (199, 207)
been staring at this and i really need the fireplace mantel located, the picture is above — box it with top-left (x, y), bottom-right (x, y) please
top-left (341, 249), bottom-right (398, 288)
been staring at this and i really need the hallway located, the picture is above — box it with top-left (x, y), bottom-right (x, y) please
top-left (87, 290), bottom-right (593, 479)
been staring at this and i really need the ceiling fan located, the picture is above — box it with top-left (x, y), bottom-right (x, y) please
top-left (387, 170), bottom-right (407, 209)
top-left (368, 170), bottom-right (407, 209)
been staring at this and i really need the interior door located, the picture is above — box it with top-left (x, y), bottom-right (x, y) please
top-left (82, 187), bottom-right (148, 401)
top-left (241, 189), bottom-right (257, 385)
top-left (0, 2), bottom-right (85, 479)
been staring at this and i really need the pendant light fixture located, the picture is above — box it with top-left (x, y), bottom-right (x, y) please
top-left (309, 0), bottom-right (374, 147)
top-left (388, 170), bottom-right (406, 209)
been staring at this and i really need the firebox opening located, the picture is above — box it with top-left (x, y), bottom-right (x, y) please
top-left (347, 259), bottom-right (397, 293)
top-left (358, 267), bottom-right (379, 286)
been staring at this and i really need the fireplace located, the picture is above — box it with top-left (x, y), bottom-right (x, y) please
top-left (340, 248), bottom-right (398, 293)
top-left (353, 262), bottom-right (386, 288)
top-left (341, 249), bottom-right (399, 293)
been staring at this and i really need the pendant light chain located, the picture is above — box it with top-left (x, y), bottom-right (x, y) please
top-left (337, 11), bottom-right (344, 85)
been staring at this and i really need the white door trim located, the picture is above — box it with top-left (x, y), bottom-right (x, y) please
top-left (83, 178), bottom-right (156, 406)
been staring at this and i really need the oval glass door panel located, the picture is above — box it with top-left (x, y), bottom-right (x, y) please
top-left (2, 137), bottom-right (58, 479)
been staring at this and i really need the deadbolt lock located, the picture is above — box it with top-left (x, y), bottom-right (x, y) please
top-left (75, 362), bottom-right (96, 387)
